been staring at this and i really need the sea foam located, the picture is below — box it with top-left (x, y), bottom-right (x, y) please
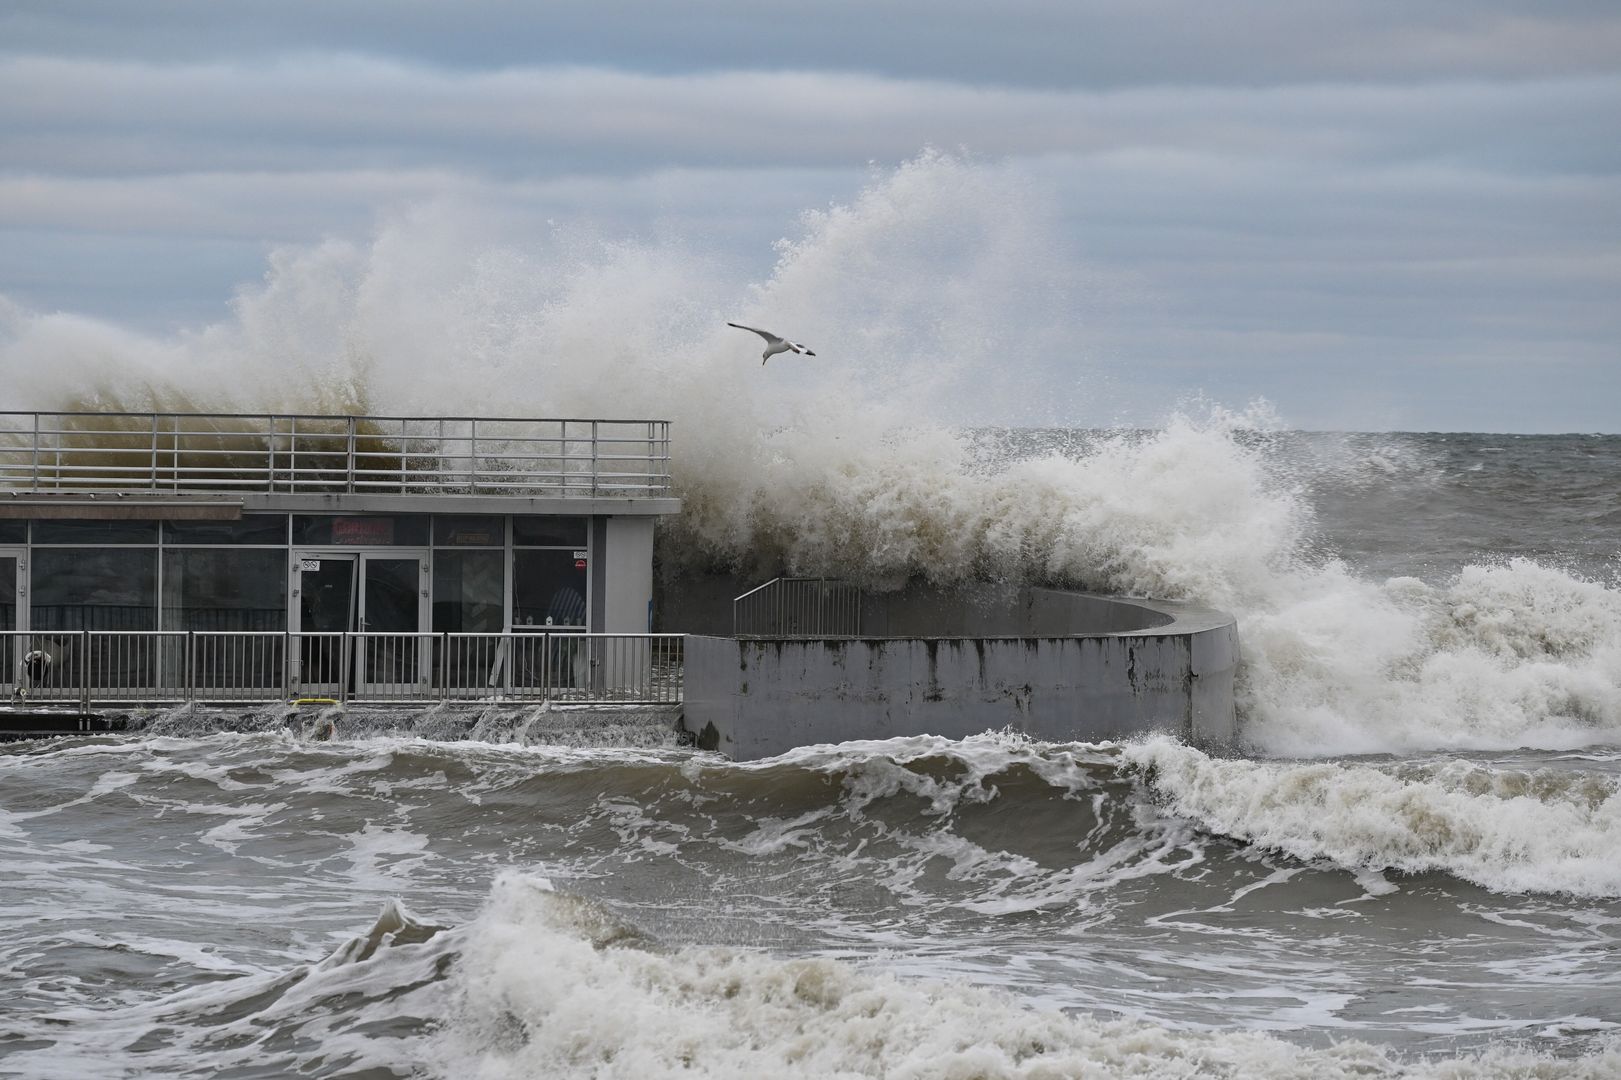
top-left (1126, 737), bottom-right (1621, 898)
top-left (434, 871), bottom-right (1621, 1079)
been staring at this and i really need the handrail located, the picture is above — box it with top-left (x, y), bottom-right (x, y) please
top-left (1, 629), bottom-right (685, 707)
top-left (0, 411), bottom-right (674, 500)
top-left (733, 577), bottom-right (863, 637)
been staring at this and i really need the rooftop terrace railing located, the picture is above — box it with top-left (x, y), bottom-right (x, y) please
top-left (0, 412), bottom-right (673, 499)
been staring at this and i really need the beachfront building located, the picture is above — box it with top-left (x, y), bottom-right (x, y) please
top-left (0, 412), bottom-right (679, 705)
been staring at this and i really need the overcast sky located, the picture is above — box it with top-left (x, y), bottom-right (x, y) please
top-left (1, 1), bottom-right (1617, 431)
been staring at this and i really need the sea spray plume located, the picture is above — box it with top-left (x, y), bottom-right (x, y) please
top-left (6, 152), bottom-right (1620, 757)
top-left (0, 153), bottom-right (1100, 583)
top-left (0, 240), bottom-right (377, 416)
top-left (1232, 556), bottom-right (1621, 757)
top-left (752, 148), bottom-right (1085, 425)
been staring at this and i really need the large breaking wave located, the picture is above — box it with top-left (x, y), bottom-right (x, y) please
top-left (2, 152), bottom-right (1618, 757)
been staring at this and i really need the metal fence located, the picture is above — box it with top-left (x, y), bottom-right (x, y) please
top-left (0, 412), bottom-right (673, 498)
top-left (733, 578), bottom-right (863, 636)
top-left (1, 630), bottom-right (684, 708)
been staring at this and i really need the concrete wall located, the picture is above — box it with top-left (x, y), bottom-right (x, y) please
top-left (682, 592), bottom-right (1238, 760)
top-left (596, 516), bottom-right (657, 692)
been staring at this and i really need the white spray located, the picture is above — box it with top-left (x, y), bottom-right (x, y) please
top-left (2, 152), bottom-right (1617, 758)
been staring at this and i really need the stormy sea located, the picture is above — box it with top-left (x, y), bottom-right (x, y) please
top-left (1, 159), bottom-right (1618, 1078)
top-left (1, 429), bottom-right (1617, 1079)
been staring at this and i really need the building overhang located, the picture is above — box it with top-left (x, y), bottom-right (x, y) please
top-left (235, 493), bottom-right (683, 516)
top-left (0, 497), bottom-right (244, 520)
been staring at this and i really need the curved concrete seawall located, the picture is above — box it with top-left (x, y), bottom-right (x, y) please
top-left (682, 587), bottom-right (1239, 760)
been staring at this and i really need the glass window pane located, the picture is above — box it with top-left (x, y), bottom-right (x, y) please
top-left (433, 550), bottom-right (505, 632)
top-left (0, 521), bottom-right (24, 543)
top-left (299, 558), bottom-right (355, 633)
top-left (164, 515), bottom-right (288, 545)
top-left (294, 515), bottom-right (429, 546)
top-left (513, 549), bottom-right (587, 628)
top-left (362, 557), bottom-right (420, 634)
top-left (0, 556), bottom-right (13, 691)
top-left (33, 519), bottom-right (159, 545)
top-left (1, 554), bottom-right (15, 632)
top-left (161, 549), bottom-right (288, 630)
top-left (31, 548), bottom-right (157, 629)
top-left (513, 516), bottom-right (586, 547)
top-left (433, 515), bottom-right (504, 546)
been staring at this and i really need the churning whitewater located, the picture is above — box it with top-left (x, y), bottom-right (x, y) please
top-left (1, 155), bottom-right (1618, 1077)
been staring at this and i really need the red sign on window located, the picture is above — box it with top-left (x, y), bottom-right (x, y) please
top-left (333, 518), bottom-right (394, 545)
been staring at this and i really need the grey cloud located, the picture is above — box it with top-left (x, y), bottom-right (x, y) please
top-left (3, 56), bottom-right (1617, 182)
top-left (4, 0), bottom-right (1620, 87)
top-left (2, 3), bottom-right (1617, 432)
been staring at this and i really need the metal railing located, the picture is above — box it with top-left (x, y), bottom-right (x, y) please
top-left (1, 630), bottom-right (684, 708)
top-left (733, 577), bottom-right (863, 636)
top-left (0, 412), bottom-right (673, 498)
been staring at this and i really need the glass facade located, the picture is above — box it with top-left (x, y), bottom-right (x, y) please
top-left (294, 515), bottom-right (430, 546)
top-left (33, 519), bottom-right (159, 545)
top-left (32, 548), bottom-right (158, 630)
top-left (514, 516), bottom-right (586, 547)
top-left (433, 515), bottom-right (503, 547)
top-left (513, 550), bottom-right (588, 629)
top-left (162, 549), bottom-right (287, 631)
top-left (165, 517), bottom-right (288, 545)
top-left (0, 553), bottom-right (16, 690)
top-left (433, 549), bottom-right (504, 632)
top-left (15, 512), bottom-right (593, 635)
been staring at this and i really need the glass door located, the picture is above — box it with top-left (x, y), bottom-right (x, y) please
top-left (294, 551), bottom-right (430, 698)
top-left (295, 553), bottom-right (356, 698)
top-left (0, 550), bottom-right (21, 700)
top-left (357, 553), bottom-right (429, 696)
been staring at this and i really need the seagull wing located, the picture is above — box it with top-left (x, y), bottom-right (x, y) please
top-left (727, 322), bottom-right (781, 345)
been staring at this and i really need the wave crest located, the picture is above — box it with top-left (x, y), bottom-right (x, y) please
top-left (1127, 738), bottom-right (1621, 897)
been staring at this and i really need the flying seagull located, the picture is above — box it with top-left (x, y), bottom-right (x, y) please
top-left (727, 322), bottom-right (816, 365)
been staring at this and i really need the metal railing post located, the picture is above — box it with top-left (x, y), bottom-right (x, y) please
top-left (80, 628), bottom-right (90, 712)
top-left (187, 630), bottom-right (196, 702)
top-left (170, 415), bottom-right (181, 493)
top-left (346, 416), bottom-right (357, 494)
